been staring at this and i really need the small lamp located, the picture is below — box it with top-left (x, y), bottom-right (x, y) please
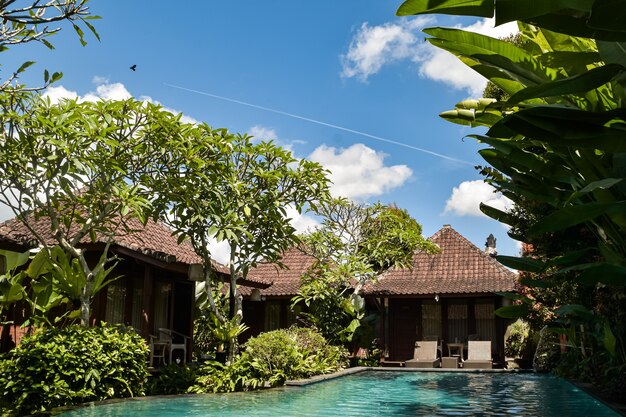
top-left (250, 288), bottom-right (262, 302)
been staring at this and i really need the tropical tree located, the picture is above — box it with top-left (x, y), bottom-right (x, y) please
top-left (1, 0), bottom-right (98, 91)
top-left (151, 132), bottom-right (330, 361)
top-left (0, 95), bottom-right (192, 325)
top-left (294, 199), bottom-right (438, 349)
top-left (396, 0), bottom-right (626, 390)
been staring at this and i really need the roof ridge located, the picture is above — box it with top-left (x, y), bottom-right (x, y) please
top-left (431, 225), bottom-right (516, 278)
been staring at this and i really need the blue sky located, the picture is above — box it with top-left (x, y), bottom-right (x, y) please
top-left (1, 1), bottom-right (521, 262)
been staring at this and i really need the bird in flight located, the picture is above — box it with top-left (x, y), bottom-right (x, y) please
top-left (130, 64), bottom-right (137, 71)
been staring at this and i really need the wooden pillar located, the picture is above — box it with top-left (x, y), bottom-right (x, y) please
top-left (141, 264), bottom-right (153, 338)
top-left (494, 296), bottom-right (505, 365)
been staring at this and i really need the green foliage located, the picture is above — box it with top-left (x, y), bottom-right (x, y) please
top-left (189, 358), bottom-right (259, 394)
top-left (0, 324), bottom-right (148, 415)
top-left (0, 94), bottom-right (193, 325)
top-left (146, 364), bottom-right (198, 396)
top-left (505, 320), bottom-right (530, 358)
top-left (189, 327), bottom-right (348, 393)
top-left (295, 199), bottom-right (436, 349)
top-left (395, 0), bottom-right (626, 393)
top-left (359, 204), bottom-right (438, 272)
top-left (243, 326), bottom-right (348, 386)
top-left (0, 1), bottom-right (98, 92)
top-left (150, 129), bottom-right (330, 362)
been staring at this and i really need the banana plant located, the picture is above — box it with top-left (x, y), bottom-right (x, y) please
top-left (395, 0), bottom-right (626, 380)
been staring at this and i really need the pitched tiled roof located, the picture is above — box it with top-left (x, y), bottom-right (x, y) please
top-left (242, 225), bottom-right (516, 298)
top-left (364, 225), bottom-right (517, 296)
top-left (0, 214), bottom-right (238, 274)
top-left (240, 246), bottom-right (315, 297)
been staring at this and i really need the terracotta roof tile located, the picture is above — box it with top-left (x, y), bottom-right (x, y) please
top-left (240, 246), bottom-right (315, 297)
top-left (0, 214), bottom-right (243, 275)
top-left (363, 225), bottom-right (517, 295)
top-left (242, 225), bottom-right (516, 298)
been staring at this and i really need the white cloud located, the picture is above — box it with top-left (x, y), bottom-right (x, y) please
top-left (0, 201), bottom-right (15, 223)
top-left (207, 238), bottom-right (231, 265)
top-left (341, 17), bottom-right (434, 82)
top-left (309, 143), bottom-right (412, 201)
top-left (285, 205), bottom-right (319, 235)
top-left (41, 85), bottom-right (79, 103)
top-left (82, 82), bottom-right (132, 102)
top-left (444, 180), bottom-right (513, 217)
top-left (249, 125), bottom-right (278, 142)
top-left (91, 75), bottom-right (109, 84)
top-left (341, 16), bottom-right (518, 96)
top-left (42, 82), bottom-right (199, 124)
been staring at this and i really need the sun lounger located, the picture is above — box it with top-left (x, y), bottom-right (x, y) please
top-left (463, 340), bottom-right (493, 369)
top-left (405, 341), bottom-right (441, 368)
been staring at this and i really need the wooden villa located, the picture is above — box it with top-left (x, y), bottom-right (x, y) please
top-left (0, 214), bottom-right (270, 360)
top-left (241, 225), bottom-right (517, 366)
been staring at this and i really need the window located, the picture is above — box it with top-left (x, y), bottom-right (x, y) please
top-left (447, 301), bottom-right (467, 344)
top-left (130, 283), bottom-right (143, 331)
top-left (474, 300), bottom-right (495, 342)
top-left (265, 301), bottom-right (281, 331)
top-left (0, 254), bottom-right (6, 275)
top-left (105, 283), bottom-right (127, 324)
top-left (154, 282), bottom-right (172, 331)
top-left (421, 300), bottom-right (441, 339)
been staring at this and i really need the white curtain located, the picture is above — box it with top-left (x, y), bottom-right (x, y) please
top-left (154, 282), bottom-right (171, 332)
top-left (265, 302), bottom-right (281, 331)
top-left (474, 301), bottom-right (495, 343)
top-left (447, 302), bottom-right (467, 344)
top-left (421, 301), bottom-right (441, 339)
top-left (105, 284), bottom-right (126, 324)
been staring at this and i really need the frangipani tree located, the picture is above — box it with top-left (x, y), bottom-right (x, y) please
top-left (1, 0), bottom-right (98, 91)
top-left (0, 94), bottom-right (192, 325)
top-left (294, 199), bottom-right (438, 348)
top-left (152, 131), bottom-right (330, 361)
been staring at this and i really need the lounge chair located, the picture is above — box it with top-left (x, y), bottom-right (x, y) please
top-left (463, 340), bottom-right (493, 369)
top-left (405, 341), bottom-right (441, 368)
top-left (424, 335), bottom-right (443, 358)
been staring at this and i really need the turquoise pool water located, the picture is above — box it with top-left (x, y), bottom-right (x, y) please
top-left (59, 371), bottom-right (619, 416)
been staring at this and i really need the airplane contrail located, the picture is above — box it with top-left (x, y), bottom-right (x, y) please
top-left (164, 83), bottom-right (474, 166)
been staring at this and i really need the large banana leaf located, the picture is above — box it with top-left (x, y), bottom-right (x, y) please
top-left (396, 0), bottom-right (493, 17)
top-left (489, 107), bottom-right (626, 152)
top-left (587, 0), bottom-right (626, 33)
top-left (495, 255), bottom-right (546, 272)
top-left (529, 201), bottom-right (626, 234)
top-left (506, 64), bottom-right (625, 106)
top-left (424, 27), bottom-right (554, 87)
top-left (494, 0), bottom-right (594, 26)
top-left (479, 203), bottom-right (517, 225)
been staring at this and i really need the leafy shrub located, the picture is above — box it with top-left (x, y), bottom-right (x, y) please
top-left (505, 320), bottom-right (530, 358)
top-left (243, 326), bottom-right (348, 386)
top-left (0, 324), bottom-right (148, 415)
top-left (190, 326), bottom-right (348, 393)
top-left (146, 364), bottom-right (198, 395)
top-left (188, 358), bottom-right (261, 393)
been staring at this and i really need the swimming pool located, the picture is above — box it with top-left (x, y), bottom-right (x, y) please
top-left (58, 370), bottom-right (619, 416)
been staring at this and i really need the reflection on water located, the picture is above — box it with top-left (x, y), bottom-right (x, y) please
top-left (59, 371), bottom-right (619, 417)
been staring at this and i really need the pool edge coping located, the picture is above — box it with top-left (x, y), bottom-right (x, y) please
top-left (285, 365), bottom-right (533, 387)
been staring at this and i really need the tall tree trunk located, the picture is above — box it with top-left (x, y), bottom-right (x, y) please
top-left (79, 278), bottom-right (93, 327)
top-left (227, 247), bottom-right (243, 363)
